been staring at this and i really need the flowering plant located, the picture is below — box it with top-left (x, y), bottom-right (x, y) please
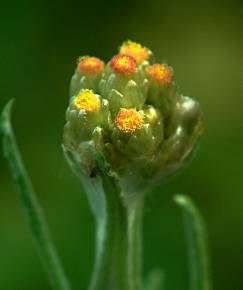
top-left (1, 41), bottom-right (211, 290)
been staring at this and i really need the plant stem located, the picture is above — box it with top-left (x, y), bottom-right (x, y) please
top-left (126, 195), bottom-right (144, 290)
top-left (85, 175), bottom-right (128, 290)
top-left (71, 164), bottom-right (144, 290)
top-left (0, 100), bottom-right (71, 290)
top-left (174, 194), bottom-right (212, 290)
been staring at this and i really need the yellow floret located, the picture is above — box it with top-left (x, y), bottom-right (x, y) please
top-left (120, 41), bottom-right (150, 64)
top-left (146, 64), bottom-right (173, 86)
top-left (78, 57), bottom-right (104, 75)
top-left (110, 54), bottom-right (137, 75)
top-left (115, 109), bottom-right (144, 133)
top-left (74, 90), bottom-right (101, 112)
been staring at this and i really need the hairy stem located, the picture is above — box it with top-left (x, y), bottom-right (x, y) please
top-left (1, 100), bottom-right (71, 290)
top-left (126, 195), bottom-right (144, 290)
top-left (80, 174), bottom-right (144, 290)
top-left (63, 148), bottom-right (145, 290)
top-left (85, 176), bottom-right (128, 290)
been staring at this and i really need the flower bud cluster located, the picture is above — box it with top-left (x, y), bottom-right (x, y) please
top-left (63, 41), bottom-right (203, 193)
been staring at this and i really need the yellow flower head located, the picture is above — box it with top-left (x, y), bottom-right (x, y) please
top-left (115, 109), bottom-right (144, 133)
top-left (74, 90), bottom-right (101, 112)
top-left (146, 64), bottom-right (173, 86)
top-left (78, 57), bottom-right (104, 75)
top-left (120, 41), bottom-right (150, 64)
top-left (110, 54), bottom-right (137, 76)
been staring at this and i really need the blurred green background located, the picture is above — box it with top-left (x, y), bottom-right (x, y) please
top-left (0, 0), bottom-right (243, 289)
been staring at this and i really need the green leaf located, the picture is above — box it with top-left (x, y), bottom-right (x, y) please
top-left (174, 194), bottom-right (212, 290)
top-left (0, 100), bottom-right (72, 290)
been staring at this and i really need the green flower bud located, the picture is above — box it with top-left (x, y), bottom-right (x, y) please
top-left (99, 54), bottom-right (147, 114)
top-left (70, 56), bottom-right (104, 96)
top-left (63, 41), bottom-right (203, 195)
top-left (146, 63), bottom-right (178, 118)
top-left (153, 95), bottom-right (203, 183)
top-left (110, 107), bottom-right (163, 159)
top-left (63, 89), bottom-right (109, 148)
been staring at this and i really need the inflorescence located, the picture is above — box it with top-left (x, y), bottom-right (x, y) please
top-left (64, 40), bottom-right (203, 193)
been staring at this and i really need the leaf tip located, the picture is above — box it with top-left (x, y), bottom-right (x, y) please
top-left (1, 98), bottom-right (15, 117)
top-left (174, 194), bottom-right (188, 205)
top-left (0, 99), bottom-right (15, 133)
